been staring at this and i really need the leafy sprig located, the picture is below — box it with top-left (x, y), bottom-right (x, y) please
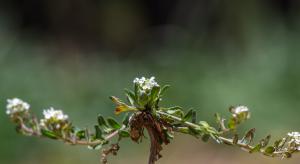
top-left (6, 77), bottom-right (300, 164)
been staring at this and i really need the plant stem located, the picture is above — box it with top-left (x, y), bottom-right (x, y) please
top-left (75, 125), bottom-right (126, 146)
top-left (156, 111), bottom-right (290, 158)
top-left (156, 111), bottom-right (254, 151)
top-left (18, 116), bottom-right (126, 146)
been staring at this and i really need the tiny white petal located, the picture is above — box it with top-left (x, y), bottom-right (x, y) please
top-left (133, 76), bottom-right (159, 92)
top-left (6, 98), bottom-right (30, 115)
top-left (42, 107), bottom-right (68, 122)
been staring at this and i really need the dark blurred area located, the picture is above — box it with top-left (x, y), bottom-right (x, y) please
top-left (1, 0), bottom-right (299, 54)
top-left (1, 1), bottom-right (300, 164)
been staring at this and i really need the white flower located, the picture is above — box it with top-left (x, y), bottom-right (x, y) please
top-left (230, 105), bottom-right (250, 120)
top-left (133, 77), bottom-right (146, 85)
top-left (133, 76), bottom-right (159, 91)
top-left (288, 132), bottom-right (300, 144)
top-left (232, 106), bottom-right (249, 114)
top-left (6, 98), bottom-right (30, 115)
top-left (42, 107), bottom-right (68, 121)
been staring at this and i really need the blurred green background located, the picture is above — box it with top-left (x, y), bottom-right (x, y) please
top-left (1, 0), bottom-right (300, 163)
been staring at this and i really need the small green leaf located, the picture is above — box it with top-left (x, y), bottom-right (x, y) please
top-left (166, 109), bottom-right (184, 118)
top-left (241, 128), bottom-right (255, 144)
top-left (250, 144), bottom-right (262, 153)
top-left (125, 89), bottom-right (136, 106)
top-left (41, 129), bottom-right (58, 139)
top-left (150, 86), bottom-right (160, 104)
top-left (199, 121), bottom-right (210, 128)
top-left (159, 85), bottom-right (170, 97)
top-left (274, 138), bottom-right (286, 150)
top-left (188, 127), bottom-right (200, 137)
top-left (177, 127), bottom-right (190, 134)
top-left (232, 134), bottom-right (239, 145)
top-left (110, 96), bottom-right (124, 105)
top-left (107, 118), bottom-right (121, 129)
top-left (94, 125), bottom-right (104, 140)
top-left (94, 144), bottom-right (103, 150)
top-left (88, 144), bottom-right (103, 150)
top-left (139, 92), bottom-right (148, 106)
top-left (201, 134), bottom-right (210, 142)
top-left (119, 130), bottom-right (130, 138)
top-left (260, 135), bottom-right (271, 148)
top-left (134, 83), bottom-right (138, 95)
top-left (97, 115), bottom-right (112, 133)
top-left (278, 138), bottom-right (287, 149)
top-left (264, 146), bottom-right (275, 155)
top-left (75, 129), bottom-right (86, 139)
top-left (164, 130), bottom-right (174, 140)
top-left (191, 111), bottom-right (197, 123)
top-left (183, 109), bottom-right (193, 121)
top-left (122, 113), bottom-right (130, 126)
top-left (214, 113), bottom-right (221, 124)
top-left (98, 114), bottom-right (108, 127)
top-left (209, 133), bottom-right (221, 143)
top-left (228, 118), bottom-right (236, 130)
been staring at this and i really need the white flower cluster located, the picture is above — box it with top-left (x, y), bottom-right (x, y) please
top-left (288, 132), bottom-right (300, 146)
top-left (232, 106), bottom-right (249, 114)
top-left (40, 107), bottom-right (69, 128)
top-left (6, 98), bottom-right (30, 115)
top-left (42, 107), bottom-right (68, 121)
top-left (133, 76), bottom-right (159, 91)
top-left (231, 105), bottom-right (250, 120)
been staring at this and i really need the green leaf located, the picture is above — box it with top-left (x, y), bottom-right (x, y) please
top-left (134, 83), bottom-right (138, 96)
top-left (250, 144), bottom-right (262, 153)
top-left (98, 114), bottom-right (108, 127)
top-left (277, 138), bottom-right (287, 149)
top-left (110, 96), bottom-right (124, 105)
top-left (159, 85), bottom-right (170, 97)
top-left (94, 144), bottom-right (103, 150)
top-left (199, 121), bottom-right (210, 128)
top-left (41, 129), bottom-right (58, 139)
top-left (228, 118), bottom-right (236, 130)
top-left (191, 111), bottom-right (197, 123)
top-left (188, 127), bottom-right (201, 137)
top-left (94, 125), bottom-right (104, 140)
top-left (125, 89), bottom-right (136, 106)
top-left (150, 86), bottom-right (160, 104)
top-left (107, 118), bottom-right (121, 129)
top-left (232, 134), bottom-right (239, 145)
top-left (122, 113), bottom-right (130, 126)
top-left (166, 109), bottom-right (184, 118)
top-left (264, 146), bottom-right (275, 155)
top-left (166, 131), bottom-right (174, 140)
top-left (241, 128), bottom-right (255, 144)
top-left (201, 134), bottom-right (210, 142)
top-left (183, 109), bottom-right (193, 121)
top-left (119, 130), bottom-right (130, 138)
top-left (75, 129), bottom-right (86, 139)
top-left (97, 115), bottom-right (113, 133)
top-left (209, 133), bottom-right (222, 144)
top-left (260, 135), bottom-right (271, 148)
top-left (88, 144), bottom-right (103, 150)
top-left (139, 92), bottom-right (148, 106)
top-left (214, 113), bottom-right (221, 124)
top-left (177, 127), bottom-right (190, 134)
top-left (273, 138), bottom-right (286, 150)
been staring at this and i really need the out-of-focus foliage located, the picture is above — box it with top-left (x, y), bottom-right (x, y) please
top-left (1, 0), bottom-right (300, 163)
